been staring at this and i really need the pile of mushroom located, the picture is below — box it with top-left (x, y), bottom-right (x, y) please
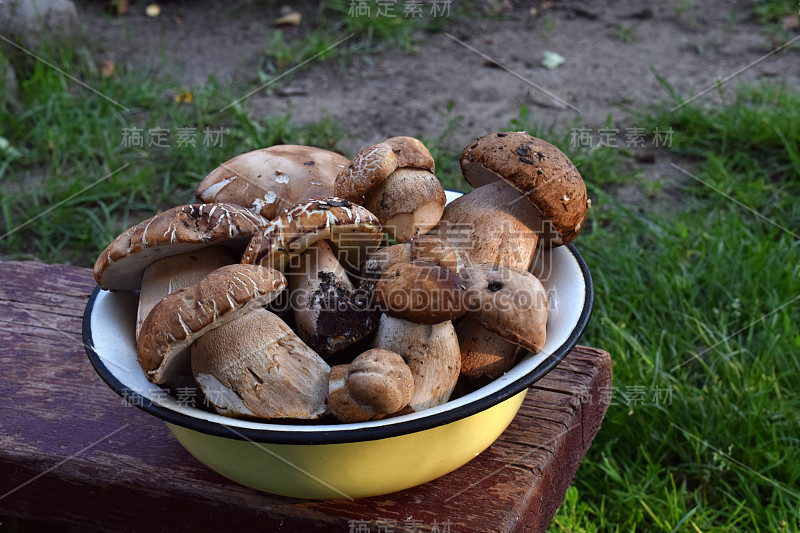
top-left (93, 132), bottom-right (589, 423)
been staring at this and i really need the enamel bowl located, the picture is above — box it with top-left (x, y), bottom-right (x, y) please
top-left (83, 192), bottom-right (593, 500)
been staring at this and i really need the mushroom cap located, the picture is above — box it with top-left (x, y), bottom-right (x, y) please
top-left (374, 261), bottom-right (466, 324)
top-left (137, 264), bottom-right (286, 384)
top-left (241, 197), bottom-right (383, 271)
top-left (346, 349), bottom-right (414, 414)
top-left (192, 307), bottom-right (330, 420)
top-left (94, 203), bottom-right (268, 291)
top-left (460, 132), bottom-right (588, 246)
top-left (455, 317), bottom-right (519, 379)
top-left (194, 145), bottom-right (349, 219)
top-left (334, 136), bottom-right (435, 203)
top-left (409, 234), bottom-right (461, 273)
top-left (136, 246), bottom-right (237, 340)
top-left (460, 263), bottom-right (548, 354)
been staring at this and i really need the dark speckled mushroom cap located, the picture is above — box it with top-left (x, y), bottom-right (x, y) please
top-left (460, 132), bottom-right (589, 246)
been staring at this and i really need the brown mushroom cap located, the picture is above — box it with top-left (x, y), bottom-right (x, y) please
top-left (460, 132), bottom-right (588, 246)
top-left (137, 264), bottom-right (286, 384)
top-left (135, 245), bottom-right (236, 340)
top-left (326, 349), bottom-right (415, 423)
top-left (374, 261), bottom-right (466, 324)
top-left (94, 203), bottom-right (268, 291)
top-left (192, 307), bottom-right (330, 420)
top-left (194, 145), bottom-right (348, 219)
top-left (241, 197), bottom-right (383, 272)
top-left (358, 234), bottom-right (459, 291)
top-left (346, 349), bottom-right (414, 414)
top-left (328, 364), bottom-right (374, 423)
top-left (334, 136), bottom-right (435, 203)
top-left (460, 263), bottom-right (548, 354)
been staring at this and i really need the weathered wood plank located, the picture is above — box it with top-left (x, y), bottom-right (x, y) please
top-left (0, 261), bottom-right (611, 533)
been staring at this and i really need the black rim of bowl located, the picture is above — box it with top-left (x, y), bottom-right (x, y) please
top-left (83, 243), bottom-right (594, 445)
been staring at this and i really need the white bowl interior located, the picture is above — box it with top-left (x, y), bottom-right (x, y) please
top-left (87, 191), bottom-right (587, 434)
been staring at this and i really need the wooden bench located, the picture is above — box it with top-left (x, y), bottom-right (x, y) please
top-left (0, 261), bottom-right (611, 532)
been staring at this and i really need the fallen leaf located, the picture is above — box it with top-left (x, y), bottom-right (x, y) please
top-left (541, 51), bottom-right (565, 70)
top-left (274, 11), bottom-right (301, 26)
top-left (100, 59), bottom-right (115, 78)
top-left (529, 7), bottom-right (538, 16)
top-left (174, 91), bottom-right (194, 104)
top-left (275, 86), bottom-right (309, 97)
top-left (145, 4), bottom-right (161, 17)
top-left (541, 1), bottom-right (554, 10)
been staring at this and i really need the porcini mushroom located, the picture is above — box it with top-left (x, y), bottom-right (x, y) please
top-left (135, 246), bottom-right (235, 339)
top-left (242, 197), bottom-right (383, 272)
top-left (328, 348), bottom-right (415, 423)
top-left (357, 234), bottom-right (461, 301)
top-left (459, 131), bottom-right (589, 247)
top-left (435, 182), bottom-right (544, 377)
top-left (93, 203), bottom-right (269, 340)
top-left (373, 261), bottom-right (466, 325)
top-left (436, 132), bottom-right (588, 378)
top-left (461, 263), bottom-right (548, 354)
top-left (243, 197), bottom-right (384, 355)
top-left (371, 315), bottom-right (460, 412)
top-left (194, 145), bottom-right (349, 219)
top-left (137, 264), bottom-right (286, 384)
top-left (335, 136), bottom-right (447, 242)
top-left (287, 240), bottom-right (379, 357)
top-left (192, 307), bottom-right (330, 420)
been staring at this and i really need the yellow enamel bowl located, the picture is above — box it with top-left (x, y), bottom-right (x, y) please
top-left (83, 192), bottom-right (594, 500)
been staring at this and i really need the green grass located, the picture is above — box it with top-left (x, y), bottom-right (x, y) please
top-left (540, 84), bottom-right (800, 531)
top-left (614, 22), bottom-right (640, 44)
top-left (752, 0), bottom-right (799, 24)
top-left (0, 46), bottom-right (343, 265)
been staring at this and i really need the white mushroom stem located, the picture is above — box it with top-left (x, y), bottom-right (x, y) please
top-left (192, 308), bottom-right (330, 420)
top-left (371, 315), bottom-right (460, 412)
top-left (363, 168), bottom-right (447, 242)
top-left (136, 246), bottom-right (235, 340)
top-left (436, 180), bottom-right (541, 267)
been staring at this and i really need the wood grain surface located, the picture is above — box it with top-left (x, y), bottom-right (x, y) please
top-left (0, 261), bottom-right (611, 533)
